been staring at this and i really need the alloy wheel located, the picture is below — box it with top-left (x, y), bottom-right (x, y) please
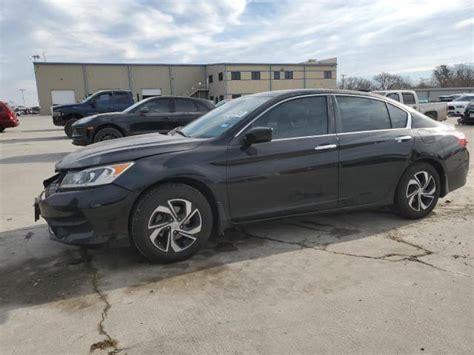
top-left (405, 171), bottom-right (436, 212)
top-left (147, 199), bottom-right (202, 253)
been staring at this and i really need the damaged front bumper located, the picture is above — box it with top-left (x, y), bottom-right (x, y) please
top-left (34, 174), bottom-right (139, 245)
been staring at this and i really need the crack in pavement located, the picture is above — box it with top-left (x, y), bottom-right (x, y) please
top-left (85, 252), bottom-right (125, 354)
top-left (239, 227), bottom-right (451, 273)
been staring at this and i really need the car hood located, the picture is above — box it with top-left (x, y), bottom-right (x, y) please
top-left (56, 133), bottom-right (204, 170)
top-left (72, 112), bottom-right (124, 126)
top-left (52, 103), bottom-right (82, 111)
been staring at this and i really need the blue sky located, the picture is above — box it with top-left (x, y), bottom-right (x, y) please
top-left (1, 0), bottom-right (473, 106)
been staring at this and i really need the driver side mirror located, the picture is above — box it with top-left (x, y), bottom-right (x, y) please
top-left (139, 106), bottom-right (149, 114)
top-left (243, 127), bottom-right (272, 145)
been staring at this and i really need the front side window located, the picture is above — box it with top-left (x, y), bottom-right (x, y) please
top-left (402, 93), bottom-right (416, 105)
top-left (336, 96), bottom-right (391, 133)
top-left (139, 98), bottom-right (171, 113)
top-left (175, 99), bottom-right (197, 112)
top-left (96, 93), bottom-right (112, 103)
top-left (387, 104), bottom-right (408, 128)
top-left (250, 96), bottom-right (328, 139)
top-left (181, 95), bottom-right (272, 138)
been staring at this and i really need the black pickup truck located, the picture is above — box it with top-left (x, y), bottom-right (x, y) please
top-left (51, 90), bottom-right (134, 137)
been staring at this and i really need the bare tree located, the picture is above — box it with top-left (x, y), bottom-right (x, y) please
top-left (373, 72), bottom-right (411, 90)
top-left (432, 64), bottom-right (474, 87)
top-left (339, 77), bottom-right (374, 91)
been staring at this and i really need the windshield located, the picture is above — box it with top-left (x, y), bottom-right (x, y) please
top-left (123, 100), bottom-right (145, 113)
top-left (180, 96), bottom-right (272, 138)
top-left (80, 94), bottom-right (94, 104)
top-left (454, 95), bottom-right (474, 102)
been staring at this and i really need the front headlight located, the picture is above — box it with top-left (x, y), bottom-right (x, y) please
top-left (60, 162), bottom-right (134, 189)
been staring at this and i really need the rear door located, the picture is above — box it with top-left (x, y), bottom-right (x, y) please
top-left (128, 98), bottom-right (173, 135)
top-left (112, 91), bottom-right (132, 111)
top-left (170, 98), bottom-right (203, 128)
top-left (226, 95), bottom-right (339, 221)
top-left (335, 95), bottom-right (413, 207)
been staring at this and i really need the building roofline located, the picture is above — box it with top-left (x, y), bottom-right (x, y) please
top-left (33, 59), bottom-right (337, 67)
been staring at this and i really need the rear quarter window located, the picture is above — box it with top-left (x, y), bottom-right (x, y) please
top-left (411, 111), bottom-right (441, 128)
top-left (387, 104), bottom-right (408, 128)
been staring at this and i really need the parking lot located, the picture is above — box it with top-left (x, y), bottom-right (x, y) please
top-left (0, 115), bottom-right (473, 354)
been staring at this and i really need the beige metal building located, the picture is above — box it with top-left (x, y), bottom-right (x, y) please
top-left (34, 58), bottom-right (337, 114)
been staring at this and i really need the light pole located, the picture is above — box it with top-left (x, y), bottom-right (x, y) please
top-left (19, 89), bottom-right (26, 106)
top-left (341, 74), bottom-right (346, 89)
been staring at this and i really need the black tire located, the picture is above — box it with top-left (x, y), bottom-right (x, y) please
top-left (131, 183), bottom-right (213, 263)
top-left (395, 163), bottom-right (440, 219)
top-left (0, 125), bottom-right (4, 133)
top-left (93, 127), bottom-right (123, 143)
top-left (64, 119), bottom-right (77, 138)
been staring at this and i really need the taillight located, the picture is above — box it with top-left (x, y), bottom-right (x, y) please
top-left (452, 131), bottom-right (468, 147)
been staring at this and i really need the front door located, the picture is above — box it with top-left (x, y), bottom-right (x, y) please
top-left (128, 98), bottom-right (173, 135)
top-left (226, 95), bottom-right (339, 222)
top-left (335, 95), bottom-right (413, 207)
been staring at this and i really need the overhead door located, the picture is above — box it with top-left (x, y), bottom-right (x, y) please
top-left (141, 88), bottom-right (162, 99)
top-left (51, 90), bottom-right (76, 105)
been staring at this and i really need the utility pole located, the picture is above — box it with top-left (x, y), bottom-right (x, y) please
top-left (19, 89), bottom-right (26, 106)
top-left (42, 49), bottom-right (47, 62)
top-left (341, 74), bottom-right (346, 89)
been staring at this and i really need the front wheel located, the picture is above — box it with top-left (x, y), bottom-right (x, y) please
top-left (93, 127), bottom-right (123, 142)
top-left (64, 119), bottom-right (77, 138)
top-left (131, 183), bottom-right (213, 263)
top-left (395, 163), bottom-right (440, 219)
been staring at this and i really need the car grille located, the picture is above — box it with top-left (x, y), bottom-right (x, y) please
top-left (448, 106), bottom-right (455, 110)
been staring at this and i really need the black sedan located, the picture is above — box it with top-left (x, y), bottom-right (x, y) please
top-left (71, 96), bottom-right (214, 145)
top-left (35, 89), bottom-right (469, 263)
top-left (459, 103), bottom-right (474, 125)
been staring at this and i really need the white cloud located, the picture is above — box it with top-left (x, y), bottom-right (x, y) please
top-left (1, 0), bottom-right (473, 105)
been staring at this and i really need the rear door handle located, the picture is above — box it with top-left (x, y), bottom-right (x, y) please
top-left (395, 135), bottom-right (413, 143)
top-left (315, 144), bottom-right (338, 151)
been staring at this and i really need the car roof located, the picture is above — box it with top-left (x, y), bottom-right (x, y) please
top-left (250, 89), bottom-right (386, 100)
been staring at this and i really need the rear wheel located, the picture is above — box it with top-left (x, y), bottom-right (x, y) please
top-left (93, 127), bottom-right (123, 142)
top-left (131, 183), bottom-right (213, 263)
top-left (0, 125), bottom-right (4, 133)
top-left (64, 119), bottom-right (77, 138)
top-left (395, 163), bottom-right (440, 219)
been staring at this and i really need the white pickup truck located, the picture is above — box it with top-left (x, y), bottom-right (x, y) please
top-left (373, 90), bottom-right (447, 121)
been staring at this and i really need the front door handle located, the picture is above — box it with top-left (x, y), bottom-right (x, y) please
top-left (395, 135), bottom-right (413, 143)
top-left (315, 144), bottom-right (338, 151)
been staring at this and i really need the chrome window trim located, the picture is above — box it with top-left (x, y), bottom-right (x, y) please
top-left (234, 93), bottom-right (412, 139)
top-left (234, 93), bottom-right (329, 138)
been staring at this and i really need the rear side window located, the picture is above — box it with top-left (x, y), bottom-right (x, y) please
top-left (387, 104), bottom-right (408, 128)
top-left (251, 96), bottom-right (328, 139)
top-left (411, 111), bottom-right (440, 128)
top-left (337, 96), bottom-right (391, 133)
top-left (113, 92), bottom-right (130, 103)
top-left (175, 99), bottom-right (197, 112)
top-left (402, 93), bottom-right (416, 105)
top-left (387, 93), bottom-right (400, 102)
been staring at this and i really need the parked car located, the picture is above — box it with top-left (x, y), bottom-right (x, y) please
top-left (373, 90), bottom-right (447, 120)
top-left (31, 106), bottom-right (41, 114)
top-left (35, 89), bottom-right (469, 263)
top-left (447, 94), bottom-right (474, 117)
top-left (14, 106), bottom-right (30, 115)
top-left (71, 96), bottom-right (214, 146)
top-left (439, 94), bottom-right (463, 102)
top-left (51, 90), bottom-right (134, 138)
top-left (459, 102), bottom-right (474, 125)
top-left (0, 101), bottom-right (20, 132)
